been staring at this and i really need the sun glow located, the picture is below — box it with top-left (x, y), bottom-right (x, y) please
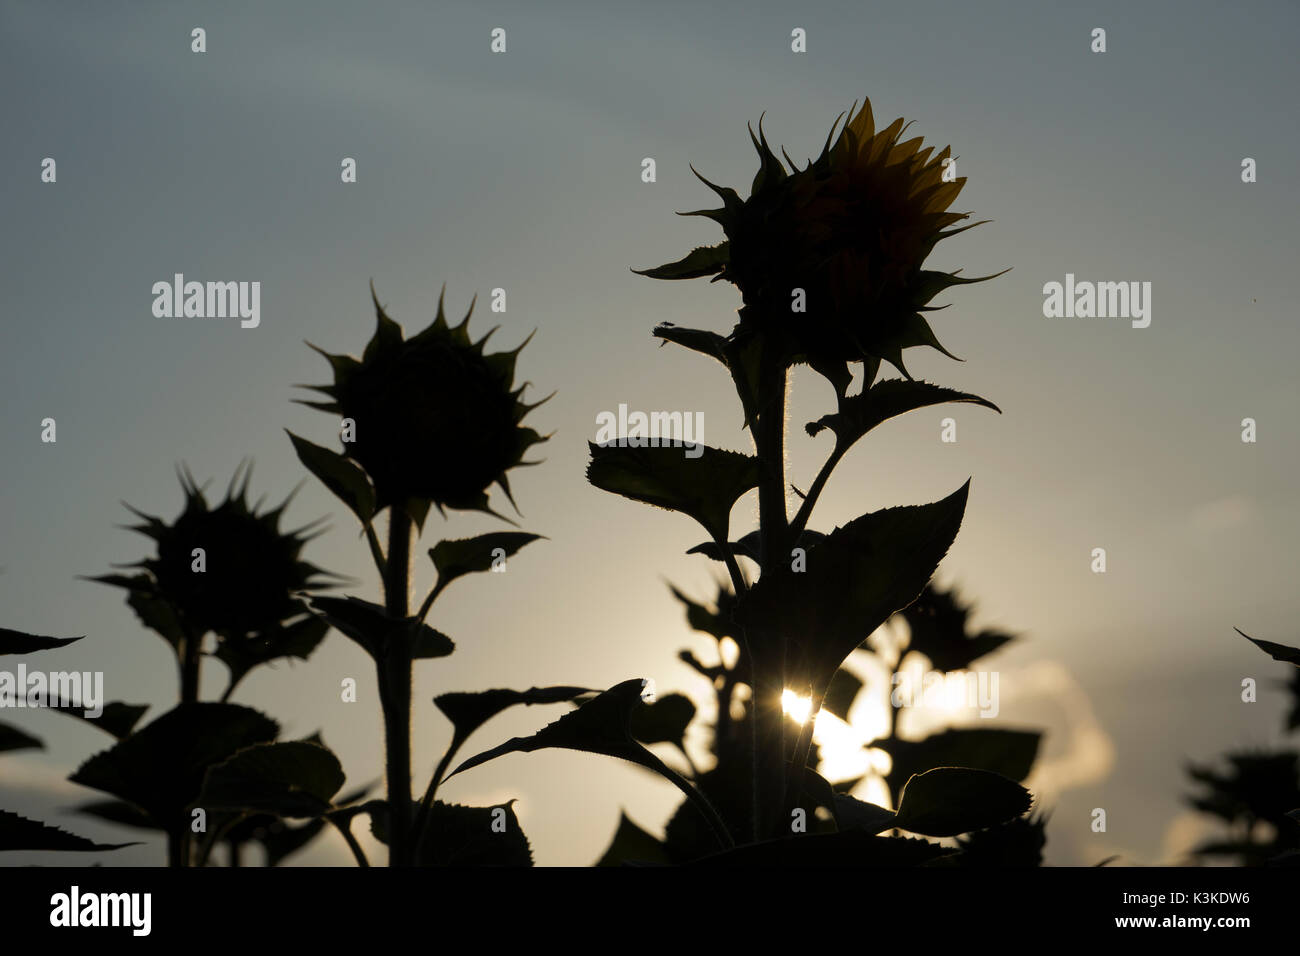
top-left (782, 689), bottom-right (813, 724)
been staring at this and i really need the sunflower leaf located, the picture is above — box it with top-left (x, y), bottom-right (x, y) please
top-left (587, 442), bottom-right (760, 542)
top-left (428, 533), bottom-right (545, 594)
top-left (806, 379), bottom-right (999, 449)
top-left (0, 721), bottom-right (42, 753)
top-left (200, 740), bottom-right (346, 819)
top-left (735, 482), bottom-right (969, 694)
top-left (0, 810), bottom-right (137, 852)
top-left (69, 703), bottom-right (280, 830)
top-left (634, 242), bottom-right (730, 280)
top-left (286, 430), bottom-right (376, 522)
top-left (892, 767), bottom-right (1033, 837)
top-left (0, 628), bottom-right (82, 655)
top-left (1236, 628), bottom-right (1300, 666)
top-left (878, 728), bottom-right (1042, 796)
top-left (596, 811), bottom-right (670, 866)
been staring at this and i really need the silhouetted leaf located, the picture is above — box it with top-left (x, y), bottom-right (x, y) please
top-left (952, 812), bottom-right (1048, 867)
top-left (652, 323), bottom-right (729, 366)
top-left (416, 800), bottom-right (533, 866)
top-left (587, 442), bottom-right (760, 540)
top-left (597, 812), bottom-right (670, 866)
top-left (687, 529), bottom-right (825, 565)
top-left (823, 669), bottom-right (864, 721)
top-left (201, 741), bottom-right (346, 819)
top-left (0, 721), bottom-right (41, 753)
top-left (214, 614), bottom-right (330, 696)
top-left (448, 679), bottom-right (731, 848)
top-left (428, 532), bottom-right (544, 592)
top-left (897, 583), bottom-right (1015, 670)
top-left (630, 693), bottom-right (696, 748)
top-left (801, 768), bottom-right (897, 833)
top-left (736, 482), bottom-right (969, 693)
top-left (1237, 628), bottom-right (1300, 666)
top-left (69, 703), bottom-right (279, 830)
top-left (806, 379), bottom-right (999, 449)
top-left (635, 241), bottom-right (729, 280)
top-left (310, 596), bottom-right (453, 661)
top-left (879, 727), bottom-right (1042, 794)
top-left (892, 767), bottom-right (1032, 837)
top-left (428, 685), bottom-right (593, 791)
top-left (668, 585), bottom-right (737, 642)
top-left (53, 701), bottom-right (150, 740)
top-left (286, 430), bottom-right (376, 522)
top-left (449, 679), bottom-right (663, 779)
top-left (0, 628), bottom-right (82, 655)
top-left (0, 810), bottom-right (136, 852)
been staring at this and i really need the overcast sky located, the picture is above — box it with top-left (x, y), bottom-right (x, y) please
top-left (2, 0), bottom-right (1297, 866)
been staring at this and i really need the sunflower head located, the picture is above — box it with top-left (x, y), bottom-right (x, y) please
top-left (639, 97), bottom-right (1003, 385)
top-left (298, 284), bottom-right (548, 520)
top-left (102, 464), bottom-right (334, 640)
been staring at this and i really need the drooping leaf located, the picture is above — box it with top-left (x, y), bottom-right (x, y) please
top-left (447, 679), bottom-right (731, 848)
top-left (427, 685), bottom-right (594, 792)
top-left (651, 323), bottom-right (729, 366)
top-left (1237, 628), bottom-right (1300, 666)
top-left (0, 810), bottom-right (136, 852)
top-left (428, 532), bottom-right (544, 594)
top-left (0, 721), bottom-right (42, 753)
top-left (587, 442), bottom-right (760, 541)
top-left (69, 703), bottom-right (279, 829)
top-left (879, 727), bottom-right (1042, 795)
top-left (806, 379), bottom-right (999, 451)
top-left (310, 596), bottom-right (453, 661)
top-left (629, 693), bottom-right (696, 749)
top-left (0, 628), bottom-right (82, 655)
top-left (200, 740), bottom-right (346, 819)
top-left (735, 482), bottom-right (969, 693)
top-left (892, 767), bottom-right (1033, 837)
top-left (448, 680), bottom-right (663, 779)
top-left (634, 241), bottom-right (730, 280)
top-left (53, 701), bottom-right (150, 740)
top-left (286, 430), bottom-right (376, 522)
top-left (596, 811), bottom-right (670, 866)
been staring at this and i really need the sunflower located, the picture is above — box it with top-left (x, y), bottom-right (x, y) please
top-left (297, 285), bottom-right (548, 519)
top-left (95, 464), bottom-right (333, 641)
top-left (638, 97), bottom-right (1003, 385)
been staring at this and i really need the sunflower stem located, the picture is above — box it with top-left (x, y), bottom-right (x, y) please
top-left (750, 345), bottom-right (791, 842)
top-left (380, 505), bottom-right (414, 867)
top-left (169, 625), bottom-right (205, 867)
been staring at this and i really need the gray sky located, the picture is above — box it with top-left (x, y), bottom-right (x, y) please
top-left (2, 0), bottom-right (1297, 866)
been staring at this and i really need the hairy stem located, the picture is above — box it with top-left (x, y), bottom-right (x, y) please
top-left (380, 505), bottom-right (414, 866)
top-left (750, 348), bottom-right (790, 842)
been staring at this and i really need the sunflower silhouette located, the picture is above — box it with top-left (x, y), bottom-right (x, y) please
top-left (639, 98), bottom-right (1004, 387)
